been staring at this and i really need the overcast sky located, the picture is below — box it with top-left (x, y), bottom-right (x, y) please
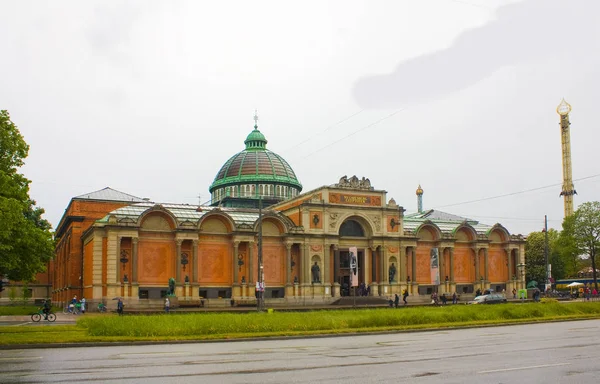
top-left (1, 0), bottom-right (598, 236)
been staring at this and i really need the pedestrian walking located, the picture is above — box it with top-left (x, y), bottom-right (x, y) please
top-left (394, 294), bottom-right (400, 308)
top-left (164, 297), bottom-right (170, 313)
top-left (80, 298), bottom-right (86, 314)
top-left (402, 289), bottom-right (409, 305)
top-left (452, 292), bottom-right (457, 304)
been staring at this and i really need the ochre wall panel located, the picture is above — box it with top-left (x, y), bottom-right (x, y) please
top-left (488, 245), bottom-right (507, 282)
top-left (416, 244), bottom-right (432, 284)
top-left (83, 240), bottom-right (93, 287)
top-left (199, 243), bottom-right (231, 284)
top-left (454, 245), bottom-right (472, 283)
top-left (263, 243), bottom-right (285, 286)
top-left (138, 241), bottom-right (174, 284)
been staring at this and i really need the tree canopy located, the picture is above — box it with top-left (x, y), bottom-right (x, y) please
top-left (0, 110), bottom-right (54, 282)
top-left (525, 229), bottom-right (564, 286)
top-left (562, 201), bottom-right (600, 290)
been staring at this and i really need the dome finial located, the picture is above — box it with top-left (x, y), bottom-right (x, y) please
top-left (253, 109), bottom-right (259, 129)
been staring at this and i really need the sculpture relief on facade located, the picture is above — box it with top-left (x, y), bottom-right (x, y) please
top-left (310, 244), bottom-right (323, 252)
top-left (329, 213), bottom-right (339, 229)
top-left (371, 216), bottom-right (381, 231)
top-left (335, 175), bottom-right (374, 190)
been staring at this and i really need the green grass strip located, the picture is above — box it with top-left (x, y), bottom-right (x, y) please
top-left (2, 302), bottom-right (600, 345)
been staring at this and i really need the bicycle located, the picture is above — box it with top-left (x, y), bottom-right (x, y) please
top-left (97, 303), bottom-right (107, 313)
top-left (31, 308), bottom-right (56, 322)
top-left (63, 303), bottom-right (80, 315)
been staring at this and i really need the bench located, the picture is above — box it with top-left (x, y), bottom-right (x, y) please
top-left (234, 299), bottom-right (257, 307)
top-left (178, 300), bottom-right (202, 308)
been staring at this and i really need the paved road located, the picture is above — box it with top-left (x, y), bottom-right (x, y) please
top-left (1, 320), bottom-right (599, 383)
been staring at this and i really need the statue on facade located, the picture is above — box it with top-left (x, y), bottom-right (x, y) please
top-left (389, 263), bottom-right (396, 283)
top-left (241, 276), bottom-right (246, 284)
top-left (311, 262), bottom-right (321, 283)
top-left (294, 275), bottom-right (299, 284)
top-left (168, 277), bottom-right (175, 296)
top-left (184, 275), bottom-right (189, 283)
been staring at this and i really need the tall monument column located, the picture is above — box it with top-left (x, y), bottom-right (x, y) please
top-left (557, 99), bottom-right (576, 218)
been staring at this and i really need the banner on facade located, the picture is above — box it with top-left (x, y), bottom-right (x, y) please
top-left (430, 248), bottom-right (440, 285)
top-left (349, 246), bottom-right (358, 287)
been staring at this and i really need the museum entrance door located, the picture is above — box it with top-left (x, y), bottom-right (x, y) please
top-left (338, 249), bottom-right (365, 296)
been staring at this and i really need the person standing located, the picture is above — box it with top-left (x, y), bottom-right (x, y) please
top-left (402, 289), bottom-right (409, 306)
top-left (117, 298), bottom-right (124, 316)
top-left (394, 294), bottom-right (400, 308)
top-left (164, 297), bottom-right (170, 313)
top-left (512, 288), bottom-right (517, 299)
top-left (80, 298), bottom-right (86, 314)
top-left (452, 292), bottom-right (457, 304)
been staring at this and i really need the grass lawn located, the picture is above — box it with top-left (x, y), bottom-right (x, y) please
top-left (2, 302), bottom-right (600, 346)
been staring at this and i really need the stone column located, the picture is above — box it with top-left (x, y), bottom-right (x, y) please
top-left (116, 236), bottom-right (122, 283)
top-left (131, 237), bottom-right (139, 299)
top-left (483, 248), bottom-right (489, 282)
top-left (106, 231), bottom-right (119, 298)
top-left (438, 247), bottom-right (445, 293)
top-left (449, 247), bottom-right (455, 282)
top-left (411, 247), bottom-right (417, 284)
top-left (333, 245), bottom-right (340, 297)
top-left (192, 240), bottom-right (198, 283)
top-left (192, 240), bottom-right (199, 299)
top-left (233, 241), bottom-right (240, 284)
top-left (506, 248), bottom-right (512, 281)
top-left (248, 241), bottom-right (254, 284)
top-left (371, 247), bottom-right (377, 283)
top-left (303, 243), bottom-right (310, 286)
top-left (400, 246), bottom-right (407, 282)
top-left (285, 243), bottom-right (292, 285)
top-left (285, 243), bottom-right (293, 298)
top-left (369, 246), bottom-right (378, 296)
top-left (474, 248), bottom-right (480, 282)
top-left (174, 239), bottom-right (183, 297)
top-left (232, 241), bottom-right (240, 298)
top-left (323, 244), bottom-right (330, 285)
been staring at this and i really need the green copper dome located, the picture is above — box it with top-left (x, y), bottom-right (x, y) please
top-left (209, 120), bottom-right (302, 206)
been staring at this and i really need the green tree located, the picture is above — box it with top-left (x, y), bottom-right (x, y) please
top-left (563, 201), bottom-right (600, 290)
top-left (555, 214), bottom-right (583, 277)
top-left (525, 229), bottom-right (560, 285)
top-left (0, 110), bottom-right (54, 282)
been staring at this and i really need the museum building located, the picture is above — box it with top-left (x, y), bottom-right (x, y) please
top-left (52, 120), bottom-right (526, 306)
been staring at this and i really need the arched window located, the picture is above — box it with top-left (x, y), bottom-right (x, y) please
top-left (339, 220), bottom-right (365, 237)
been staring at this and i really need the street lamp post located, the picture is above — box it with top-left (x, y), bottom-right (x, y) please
top-left (256, 182), bottom-right (264, 312)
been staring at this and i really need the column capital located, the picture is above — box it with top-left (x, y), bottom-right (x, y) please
top-left (175, 239), bottom-right (183, 246)
top-left (132, 237), bottom-right (139, 244)
top-left (233, 241), bottom-right (240, 247)
top-left (192, 239), bottom-right (198, 246)
top-left (285, 242), bottom-right (293, 250)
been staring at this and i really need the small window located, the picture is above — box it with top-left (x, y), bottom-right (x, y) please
top-left (199, 290), bottom-right (208, 298)
top-left (218, 290), bottom-right (227, 298)
top-left (139, 290), bottom-right (149, 299)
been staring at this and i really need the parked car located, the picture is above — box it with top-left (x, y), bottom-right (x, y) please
top-left (468, 293), bottom-right (507, 305)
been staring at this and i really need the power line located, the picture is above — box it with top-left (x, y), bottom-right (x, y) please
top-left (300, 108), bottom-right (406, 159)
top-left (283, 109), bottom-right (364, 152)
top-left (433, 173), bottom-right (600, 209)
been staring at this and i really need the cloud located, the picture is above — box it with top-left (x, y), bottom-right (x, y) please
top-left (353, 0), bottom-right (599, 108)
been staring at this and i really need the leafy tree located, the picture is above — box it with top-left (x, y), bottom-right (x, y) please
top-left (555, 214), bottom-right (584, 277)
top-left (0, 110), bottom-right (54, 282)
top-left (563, 201), bottom-right (600, 290)
top-left (525, 229), bottom-right (561, 285)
